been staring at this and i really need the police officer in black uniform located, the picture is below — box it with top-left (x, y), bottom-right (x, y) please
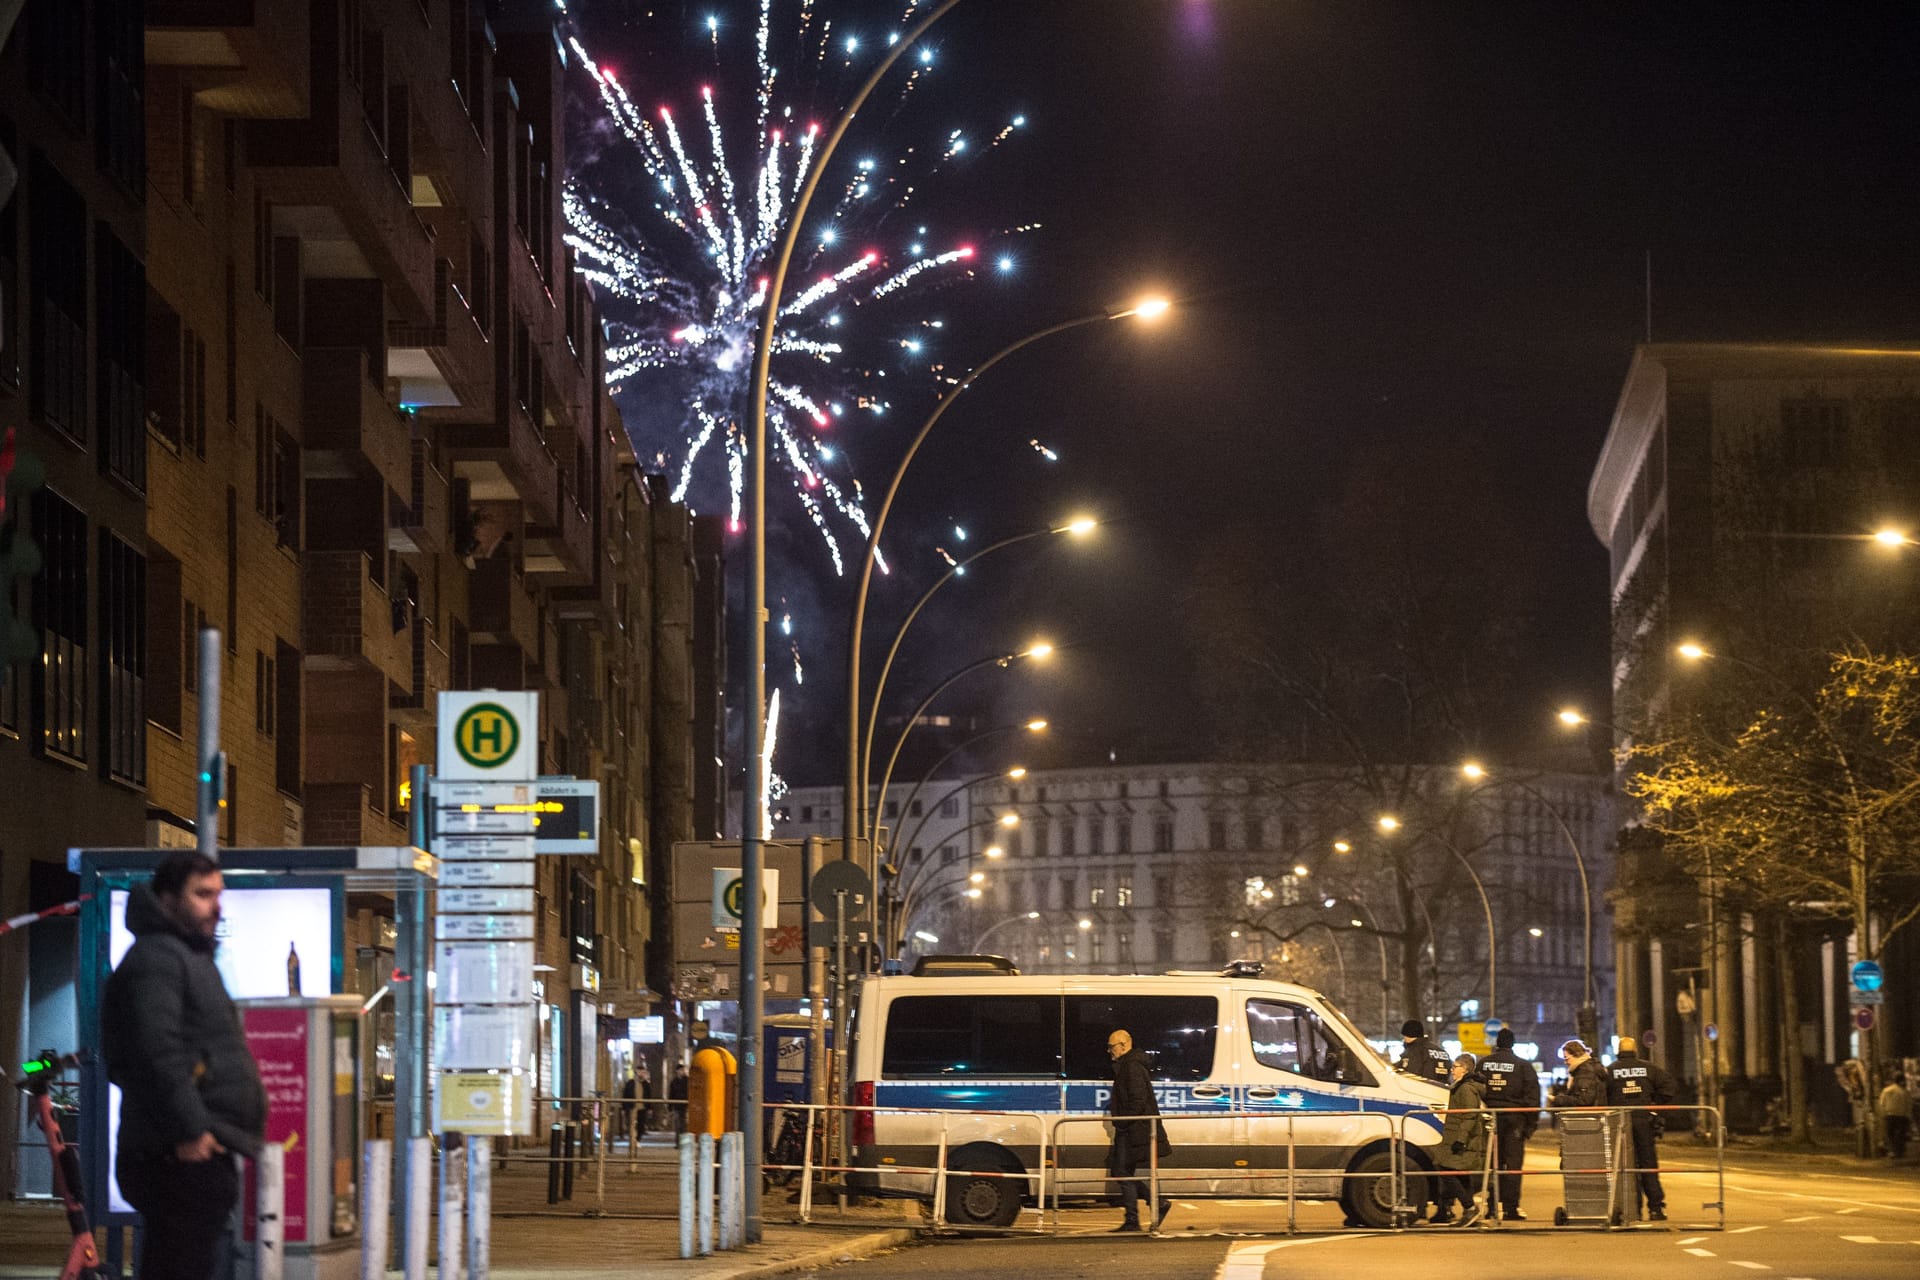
top-left (1396, 1019), bottom-right (1453, 1083)
top-left (1479, 1027), bottom-right (1541, 1221)
top-left (1606, 1036), bottom-right (1677, 1222)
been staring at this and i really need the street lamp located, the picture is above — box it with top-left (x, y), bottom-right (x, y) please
top-left (972, 910), bottom-right (1044, 953)
top-left (741, 2), bottom-right (963, 1236)
top-left (1379, 813), bottom-right (1498, 1019)
top-left (894, 812), bottom-right (1021, 950)
top-left (887, 721), bottom-right (1049, 861)
top-left (842, 298), bottom-right (1174, 869)
top-left (858, 518), bottom-right (1097, 836)
top-left (1459, 761), bottom-right (1599, 1043)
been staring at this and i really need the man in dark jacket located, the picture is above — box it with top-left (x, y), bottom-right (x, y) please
top-left (1607, 1036), bottom-right (1677, 1221)
top-left (102, 852), bottom-right (266, 1280)
top-left (1480, 1027), bottom-right (1542, 1221)
top-left (1105, 1029), bottom-right (1171, 1233)
top-left (1549, 1039), bottom-right (1610, 1110)
top-left (1396, 1019), bottom-right (1453, 1084)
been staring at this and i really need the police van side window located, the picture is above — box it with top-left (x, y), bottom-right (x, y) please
top-left (1247, 999), bottom-right (1373, 1087)
top-left (1062, 995), bottom-right (1217, 1082)
top-left (881, 995), bottom-right (1062, 1078)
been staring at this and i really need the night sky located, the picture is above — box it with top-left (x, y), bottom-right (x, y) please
top-left (574, 2), bottom-right (1920, 787)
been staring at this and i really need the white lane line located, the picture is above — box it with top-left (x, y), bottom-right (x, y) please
top-left (1723, 1181), bottom-right (1920, 1216)
top-left (1841, 1235), bottom-right (1882, 1243)
top-left (1680, 1236), bottom-right (1709, 1244)
top-left (1837, 1207), bottom-right (1863, 1215)
top-left (1781, 1215), bottom-right (1820, 1223)
top-left (1213, 1234), bottom-right (1377, 1280)
top-left (1685, 1247), bottom-right (1718, 1257)
top-left (1728, 1263), bottom-right (1770, 1271)
top-left (1728, 1225), bottom-right (1768, 1234)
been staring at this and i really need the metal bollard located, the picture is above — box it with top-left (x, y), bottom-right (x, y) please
top-left (678, 1134), bottom-right (696, 1260)
top-left (467, 1136), bottom-right (492, 1280)
top-left (697, 1132), bottom-right (716, 1256)
top-left (562, 1122), bottom-right (577, 1202)
top-left (547, 1124), bottom-right (564, 1204)
top-left (719, 1132), bottom-right (742, 1249)
top-left (595, 1116), bottom-right (608, 1209)
top-left (405, 1135), bottom-right (431, 1280)
top-left (255, 1143), bottom-right (286, 1280)
top-left (362, 1140), bottom-right (392, 1280)
top-left (439, 1136), bottom-right (465, 1280)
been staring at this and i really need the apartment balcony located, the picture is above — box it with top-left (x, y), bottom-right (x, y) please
top-left (390, 439), bottom-right (451, 556)
top-left (469, 555), bottom-right (539, 657)
top-left (391, 623), bottom-right (451, 726)
top-left (304, 550), bottom-right (413, 697)
top-left (389, 258), bottom-right (492, 418)
top-left (304, 348), bottom-right (411, 498)
top-left (147, 0), bottom-right (310, 119)
top-left (245, 0), bottom-right (435, 322)
top-left (524, 485), bottom-right (590, 583)
top-left (448, 399), bottom-right (558, 530)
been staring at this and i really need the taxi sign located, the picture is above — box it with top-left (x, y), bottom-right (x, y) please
top-left (437, 692), bottom-right (538, 781)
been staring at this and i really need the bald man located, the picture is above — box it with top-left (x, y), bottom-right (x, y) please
top-left (1105, 1029), bottom-right (1169, 1232)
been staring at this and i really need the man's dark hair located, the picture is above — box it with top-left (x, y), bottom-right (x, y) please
top-left (152, 851), bottom-right (219, 899)
top-left (1495, 1028), bottom-right (1516, 1050)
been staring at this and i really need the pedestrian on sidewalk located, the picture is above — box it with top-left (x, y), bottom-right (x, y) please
top-left (1480, 1026), bottom-right (1541, 1221)
top-left (1104, 1029), bottom-right (1171, 1233)
top-left (669, 1064), bottom-right (690, 1134)
top-left (1880, 1073), bottom-right (1911, 1160)
top-left (102, 852), bottom-right (266, 1280)
top-left (1606, 1036), bottom-right (1676, 1222)
top-left (1431, 1054), bottom-right (1489, 1227)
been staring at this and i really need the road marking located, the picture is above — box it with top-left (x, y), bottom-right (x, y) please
top-left (1841, 1235), bottom-right (1881, 1243)
top-left (1724, 1181), bottom-right (1920, 1216)
top-left (1680, 1236), bottom-right (1709, 1244)
top-left (1728, 1263), bottom-right (1769, 1271)
top-left (1213, 1234), bottom-right (1376, 1280)
top-left (1837, 1207), bottom-right (1862, 1215)
top-left (1728, 1225), bottom-right (1768, 1234)
top-left (1781, 1215), bottom-right (1819, 1223)
top-left (1685, 1247), bottom-right (1717, 1257)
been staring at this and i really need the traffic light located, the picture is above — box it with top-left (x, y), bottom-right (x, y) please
top-left (0, 427), bottom-right (46, 664)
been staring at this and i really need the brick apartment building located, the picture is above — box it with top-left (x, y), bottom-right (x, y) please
top-left (0, 0), bottom-right (727, 1193)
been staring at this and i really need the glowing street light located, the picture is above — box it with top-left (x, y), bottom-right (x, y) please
top-left (1677, 641), bottom-right (1710, 661)
top-left (1077, 918), bottom-right (1094, 931)
top-left (998, 812), bottom-right (1020, 828)
top-left (983, 845), bottom-right (1005, 860)
top-left (1063, 516), bottom-right (1099, 537)
top-left (1376, 815), bottom-right (1400, 833)
top-left (1026, 718), bottom-right (1049, 732)
top-left (1022, 640), bottom-right (1055, 661)
top-left (1333, 840), bottom-right (1352, 854)
top-left (1292, 863), bottom-right (1311, 878)
top-left (1460, 761), bottom-right (1486, 781)
top-left (1120, 295), bottom-right (1172, 321)
top-left (968, 871), bottom-right (986, 884)
top-left (1557, 708), bottom-right (1588, 727)
top-left (1528, 926), bottom-right (1545, 938)
top-left (1874, 527), bottom-right (1910, 548)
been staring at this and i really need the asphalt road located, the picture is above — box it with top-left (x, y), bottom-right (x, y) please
top-left (832, 1153), bottom-right (1920, 1280)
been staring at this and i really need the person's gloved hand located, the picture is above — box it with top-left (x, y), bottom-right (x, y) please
top-left (1651, 1115), bottom-right (1665, 1139)
top-left (1451, 1140), bottom-right (1465, 1154)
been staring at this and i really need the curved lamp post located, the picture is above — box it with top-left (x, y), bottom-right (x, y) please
top-left (858, 518), bottom-right (1093, 835)
top-left (1378, 813), bottom-right (1498, 1019)
top-left (893, 811), bottom-right (1020, 951)
top-left (842, 299), bottom-right (1171, 864)
top-left (884, 765), bottom-right (1030, 952)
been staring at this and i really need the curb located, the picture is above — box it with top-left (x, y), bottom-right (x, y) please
top-left (717, 1228), bottom-right (920, 1280)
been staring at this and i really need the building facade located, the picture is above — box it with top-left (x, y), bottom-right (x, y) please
top-left (1590, 342), bottom-right (1920, 1127)
top-left (0, 0), bottom-right (727, 1192)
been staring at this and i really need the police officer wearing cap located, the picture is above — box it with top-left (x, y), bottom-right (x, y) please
top-left (1607, 1036), bottom-right (1676, 1222)
top-left (1480, 1027), bottom-right (1541, 1221)
top-left (1396, 1019), bottom-right (1453, 1084)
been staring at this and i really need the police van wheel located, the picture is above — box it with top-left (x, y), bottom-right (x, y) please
top-left (1342, 1151), bottom-right (1398, 1229)
top-left (944, 1173), bottom-right (1022, 1228)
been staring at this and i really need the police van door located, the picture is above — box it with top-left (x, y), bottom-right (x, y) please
top-left (1240, 996), bottom-right (1378, 1199)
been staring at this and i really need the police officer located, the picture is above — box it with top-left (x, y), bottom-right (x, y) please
top-left (1607, 1036), bottom-right (1676, 1222)
top-left (1396, 1019), bottom-right (1453, 1084)
top-left (1479, 1027), bottom-right (1541, 1221)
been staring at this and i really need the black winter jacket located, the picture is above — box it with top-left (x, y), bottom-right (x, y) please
top-left (1479, 1048), bottom-right (1541, 1128)
top-left (1397, 1036), bottom-right (1453, 1084)
top-left (1106, 1049), bottom-right (1165, 1167)
top-left (102, 886), bottom-right (266, 1160)
top-left (1554, 1058), bottom-right (1610, 1110)
top-left (1606, 1051), bottom-right (1677, 1130)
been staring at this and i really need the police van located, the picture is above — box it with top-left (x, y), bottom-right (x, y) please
top-left (848, 957), bottom-right (1447, 1227)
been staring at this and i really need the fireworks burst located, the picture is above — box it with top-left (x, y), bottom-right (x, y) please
top-left (559, 0), bottom-right (1032, 573)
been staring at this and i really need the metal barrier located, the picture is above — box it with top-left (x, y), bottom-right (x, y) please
top-left (1491, 1104), bottom-right (1725, 1231)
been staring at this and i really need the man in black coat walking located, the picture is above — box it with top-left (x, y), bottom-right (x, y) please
top-left (1480, 1027), bottom-right (1542, 1221)
top-left (1105, 1029), bottom-right (1171, 1233)
top-left (102, 852), bottom-right (266, 1280)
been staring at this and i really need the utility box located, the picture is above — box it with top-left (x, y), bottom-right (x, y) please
top-left (238, 996), bottom-right (365, 1280)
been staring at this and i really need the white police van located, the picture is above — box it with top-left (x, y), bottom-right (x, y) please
top-left (848, 957), bottom-right (1447, 1227)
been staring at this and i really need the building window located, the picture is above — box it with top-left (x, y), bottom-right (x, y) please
top-left (29, 153), bottom-right (87, 444)
top-left (1116, 817), bottom-right (1132, 855)
top-left (1155, 929), bottom-right (1175, 961)
top-left (884, 800), bottom-right (898, 819)
top-left (1090, 930), bottom-right (1103, 964)
top-left (96, 226), bottom-right (145, 491)
top-left (940, 845), bottom-right (956, 865)
top-left (1089, 822), bottom-right (1105, 856)
top-left (1061, 821), bottom-right (1077, 858)
top-left (1246, 817), bottom-right (1264, 849)
top-left (33, 490), bottom-right (87, 763)
top-left (100, 533), bottom-right (145, 784)
top-left (1117, 874), bottom-right (1134, 907)
top-left (1090, 885), bottom-right (1105, 906)
top-left (1781, 397), bottom-right (1849, 467)
top-left (254, 405), bottom-right (299, 547)
top-left (144, 547), bottom-right (182, 734)
top-left (939, 796), bottom-right (958, 817)
top-left (28, 0), bottom-right (85, 125)
top-left (1158, 780), bottom-right (1169, 798)
top-left (1031, 818), bottom-right (1049, 857)
top-left (1208, 817), bottom-right (1228, 850)
top-left (255, 649), bottom-right (276, 736)
top-left (1057, 876), bottom-right (1075, 909)
top-left (1154, 818), bottom-right (1174, 853)
top-left (97, 0), bottom-right (145, 191)
top-left (1881, 398), bottom-right (1920, 470)
top-left (1154, 875), bottom-right (1174, 906)
top-left (908, 799), bottom-right (922, 817)
top-left (801, 805), bottom-right (813, 822)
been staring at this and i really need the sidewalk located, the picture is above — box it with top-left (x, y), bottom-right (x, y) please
top-left (0, 1136), bottom-right (922, 1279)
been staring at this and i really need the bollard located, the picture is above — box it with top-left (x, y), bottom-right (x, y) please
top-left (678, 1134), bottom-right (696, 1260)
top-left (562, 1122), bottom-right (577, 1202)
top-left (362, 1140), bottom-right (392, 1280)
top-left (439, 1136), bottom-right (465, 1280)
top-left (595, 1115), bottom-right (608, 1209)
top-left (466, 1136), bottom-right (492, 1280)
top-left (719, 1132), bottom-right (742, 1249)
top-left (405, 1135), bottom-right (431, 1280)
top-left (255, 1143), bottom-right (285, 1280)
top-left (546, 1124), bottom-right (564, 1205)
top-left (696, 1132), bottom-right (716, 1257)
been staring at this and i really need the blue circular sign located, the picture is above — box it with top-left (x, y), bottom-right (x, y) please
top-left (1851, 961), bottom-right (1883, 993)
top-left (1484, 1018), bottom-right (1505, 1037)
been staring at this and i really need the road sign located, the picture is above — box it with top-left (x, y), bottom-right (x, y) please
top-left (437, 692), bottom-right (538, 781)
top-left (435, 1006), bottom-right (536, 1070)
top-left (1483, 1018), bottom-right (1505, 1039)
top-left (434, 914), bottom-right (534, 941)
top-left (439, 888), bottom-right (535, 914)
top-left (713, 867), bottom-right (779, 930)
top-left (533, 778), bottom-right (601, 854)
top-left (1854, 1007), bottom-right (1877, 1032)
top-left (434, 1071), bottom-right (532, 1136)
top-left (440, 860), bottom-right (535, 887)
top-left (434, 807), bottom-right (535, 835)
top-left (433, 835), bottom-right (535, 862)
top-left (810, 858), bottom-right (872, 912)
top-left (1459, 1021), bottom-right (1490, 1056)
top-left (1850, 960), bottom-right (1884, 993)
top-left (1852, 988), bottom-right (1884, 1006)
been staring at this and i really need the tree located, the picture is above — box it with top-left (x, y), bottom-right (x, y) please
top-left (1629, 646), bottom-right (1920, 1144)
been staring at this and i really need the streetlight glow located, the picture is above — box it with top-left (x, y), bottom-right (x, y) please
top-left (914, 930), bottom-right (939, 944)
top-left (1333, 840), bottom-right (1352, 854)
top-left (984, 845), bottom-right (1004, 859)
top-left (1024, 641), bottom-right (1055, 660)
top-left (1129, 296), bottom-right (1172, 320)
top-left (1677, 642), bottom-right (1710, 661)
top-left (1528, 926), bottom-right (1545, 938)
top-left (1377, 815), bottom-right (1400, 833)
top-left (1461, 761), bottom-right (1486, 780)
top-left (1558, 708), bottom-right (1587, 727)
top-left (1292, 863), bottom-right (1310, 878)
top-left (969, 871), bottom-right (985, 884)
top-left (1874, 527), bottom-right (1909, 548)
top-left (964, 887), bottom-right (983, 899)
top-left (1025, 911), bottom-right (1040, 919)
top-left (1063, 517), bottom-right (1098, 537)
top-left (1006, 766), bottom-right (1027, 779)
top-left (998, 812), bottom-right (1020, 827)
top-left (1025, 719), bottom-right (1048, 732)
top-left (1077, 918), bottom-right (1094, 931)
